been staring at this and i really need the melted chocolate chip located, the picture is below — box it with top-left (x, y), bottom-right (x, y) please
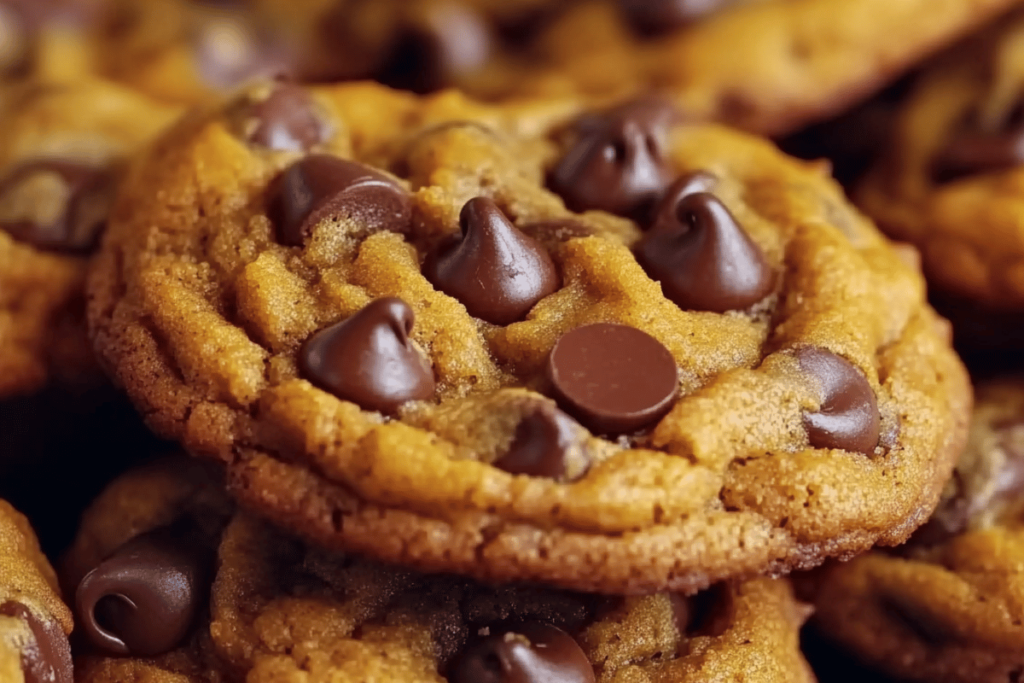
top-left (378, 3), bottom-right (493, 93)
top-left (424, 198), bottom-right (559, 325)
top-left (932, 120), bottom-right (1024, 183)
top-left (546, 323), bottom-right (679, 435)
top-left (549, 98), bottom-right (678, 220)
top-left (0, 602), bottom-right (73, 683)
top-left (0, 160), bottom-right (112, 252)
top-left (635, 187), bottom-right (774, 312)
top-left (243, 82), bottom-right (329, 152)
top-left (75, 523), bottom-right (214, 657)
top-left (300, 297), bottom-right (435, 413)
top-left (795, 348), bottom-right (880, 455)
top-left (269, 154), bottom-right (411, 247)
top-left (619, 0), bottom-right (738, 35)
top-left (451, 623), bottom-right (595, 683)
top-left (494, 404), bottom-right (588, 481)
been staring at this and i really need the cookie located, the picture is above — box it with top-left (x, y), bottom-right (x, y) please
top-left (0, 78), bottom-right (178, 398)
top-left (0, 499), bottom-right (73, 683)
top-left (88, 0), bottom-right (309, 104)
top-left (309, 0), bottom-right (1019, 136)
top-left (88, 81), bottom-right (971, 594)
top-left (0, 0), bottom-right (101, 84)
top-left (64, 458), bottom-right (816, 683)
top-left (806, 378), bottom-right (1024, 683)
top-left (857, 9), bottom-right (1024, 313)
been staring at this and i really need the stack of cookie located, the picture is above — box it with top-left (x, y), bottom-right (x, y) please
top-left (2, 2), bottom-right (1024, 683)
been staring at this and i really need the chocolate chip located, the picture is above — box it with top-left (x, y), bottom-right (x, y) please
top-left (450, 623), bottom-right (595, 683)
top-left (242, 82), bottom-right (329, 152)
top-left (546, 323), bottom-right (679, 435)
top-left (932, 119), bottom-right (1024, 183)
top-left (634, 186), bottom-right (774, 312)
top-left (0, 602), bottom-right (73, 683)
top-left (549, 98), bottom-right (678, 220)
top-left (75, 523), bottom-right (214, 657)
top-left (424, 198), bottom-right (559, 326)
top-left (192, 10), bottom-right (290, 89)
top-left (619, 0), bottom-right (738, 34)
top-left (300, 297), bottom-right (435, 413)
top-left (269, 154), bottom-right (411, 247)
top-left (795, 348), bottom-right (879, 455)
top-left (494, 404), bottom-right (588, 481)
top-left (378, 3), bottom-right (493, 94)
top-left (0, 160), bottom-right (112, 252)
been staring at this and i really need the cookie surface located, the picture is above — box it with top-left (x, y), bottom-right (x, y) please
top-left (0, 78), bottom-right (178, 398)
top-left (807, 378), bottom-right (1024, 683)
top-left (857, 8), bottom-right (1024, 311)
top-left (0, 500), bottom-right (73, 683)
top-left (89, 81), bottom-right (971, 594)
top-left (65, 458), bottom-right (816, 683)
top-left (311, 0), bottom-right (1019, 136)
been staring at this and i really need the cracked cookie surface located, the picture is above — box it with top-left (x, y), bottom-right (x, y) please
top-left (89, 81), bottom-right (970, 594)
top-left (0, 78), bottom-right (178, 398)
top-left (66, 458), bottom-right (817, 683)
top-left (807, 378), bottom-right (1024, 683)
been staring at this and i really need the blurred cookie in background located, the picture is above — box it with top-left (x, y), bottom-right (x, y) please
top-left (804, 378), bottom-right (1024, 683)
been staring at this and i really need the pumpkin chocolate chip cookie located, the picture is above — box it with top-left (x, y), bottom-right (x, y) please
top-left (0, 500), bottom-right (73, 683)
top-left (88, 81), bottom-right (970, 594)
top-left (857, 9), bottom-right (1024, 314)
top-left (66, 458), bottom-right (817, 683)
top-left (807, 378), bottom-right (1024, 683)
top-left (0, 78), bottom-right (178, 398)
top-left (311, 0), bottom-right (1020, 136)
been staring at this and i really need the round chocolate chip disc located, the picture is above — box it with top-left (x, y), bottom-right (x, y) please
top-left (546, 323), bottom-right (680, 435)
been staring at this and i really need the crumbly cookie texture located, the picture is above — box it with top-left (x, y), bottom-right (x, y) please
top-left (89, 81), bottom-right (970, 594)
top-left (0, 500), bottom-right (73, 683)
top-left (807, 379), bottom-right (1024, 683)
top-left (66, 459), bottom-right (816, 683)
top-left (858, 8), bottom-right (1024, 310)
top-left (0, 78), bottom-right (178, 398)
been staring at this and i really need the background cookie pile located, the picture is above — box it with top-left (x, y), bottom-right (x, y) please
top-left (3, 1), bottom-right (1024, 682)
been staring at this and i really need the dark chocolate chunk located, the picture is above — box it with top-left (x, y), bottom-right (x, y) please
top-left (243, 82), bottom-right (329, 152)
top-left (549, 98), bottom-right (678, 220)
top-left (796, 347), bottom-right (880, 455)
top-left (75, 523), bottom-right (214, 657)
top-left (0, 601), bottom-right (73, 683)
top-left (619, 0), bottom-right (738, 35)
top-left (269, 154), bottom-right (411, 246)
top-left (378, 3), bottom-right (493, 94)
top-left (635, 185), bottom-right (774, 312)
top-left (0, 160), bottom-right (112, 252)
top-left (300, 297), bottom-right (435, 413)
top-left (494, 404), bottom-right (588, 481)
top-left (546, 323), bottom-right (679, 435)
top-left (450, 623), bottom-right (595, 683)
top-left (424, 197), bottom-right (559, 325)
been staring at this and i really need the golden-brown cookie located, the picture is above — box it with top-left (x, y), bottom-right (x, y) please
top-left (306, 0), bottom-right (1020, 136)
top-left (65, 458), bottom-right (817, 683)
top-left (89, 81), bottom-right (970, 594)
top-left (807, 378), bottom-right (1024, 683)
top-left (858, 9), bottom-right (1024, 312)
top-left (0, 499), bottom-right (73, 683)
top-left (0, 78), bottom-right (178, 398)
